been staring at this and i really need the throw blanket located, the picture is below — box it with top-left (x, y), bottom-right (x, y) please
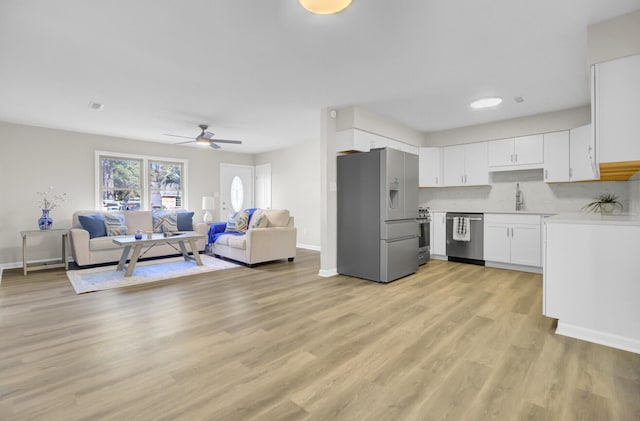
top-left (207, 208), bottom-right (258, 244)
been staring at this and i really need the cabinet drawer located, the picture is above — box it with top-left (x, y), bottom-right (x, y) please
top-left (484, 214), bottom-right (541, 225)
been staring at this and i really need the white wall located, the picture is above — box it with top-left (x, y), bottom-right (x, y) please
top-left (420, 170), bottom-right (631, 213)
top-left (0, 121), bottom-right (254, 266)
top-left (587, 9), bottom-right (640, 65)
top-left (424, 106), bottom-right (591, 147)
top-left (336, 105), bottom-right (426, 147)
top-left (254, 141), bottom-right (321, 249)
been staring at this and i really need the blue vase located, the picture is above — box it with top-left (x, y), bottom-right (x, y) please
top-left (38, 209), bottom-right (53, 231)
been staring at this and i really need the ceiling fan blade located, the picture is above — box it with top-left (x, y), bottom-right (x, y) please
top-left (163, 133), bottom-right (195, 140)
top-left (202, 131), bottom-right (215, 140)
top-left (209, 142), bottom-right (222, 150)
top-left (174, 140), bottom-right (196, 145)
top-left (211, 139), bottom-right (242, 144)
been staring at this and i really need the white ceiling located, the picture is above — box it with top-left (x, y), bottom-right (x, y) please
top-left (1, 0), bottom-right (639, 154)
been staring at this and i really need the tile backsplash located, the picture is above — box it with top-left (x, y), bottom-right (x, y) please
top-left (420, 169), bottom-right (637, 214)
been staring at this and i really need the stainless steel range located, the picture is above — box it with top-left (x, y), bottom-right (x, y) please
top-left (417, 206), bottom-right (431, 266)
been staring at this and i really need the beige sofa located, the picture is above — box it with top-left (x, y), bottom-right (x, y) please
top-left (210, 209), bottom-right (297, 267)
top-left (70, 210), bottom-right (208, 266)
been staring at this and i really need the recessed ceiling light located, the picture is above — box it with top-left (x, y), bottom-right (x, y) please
top-left (88, 101), bottom-right (104, 111)
top-left (298, 0), bottom-right (352, 14)
top-left (470, 97), bottom-right (502, 109)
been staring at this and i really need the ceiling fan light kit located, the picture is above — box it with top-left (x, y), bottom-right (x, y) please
top-left (298, 0), bottom-right (352, 15)
top-left (164, 124), bottom-right (242, 149)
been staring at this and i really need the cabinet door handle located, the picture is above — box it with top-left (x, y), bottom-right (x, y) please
top-left (435, 176), bottom-right (438, 185)
top-left (461, 175), bottom-right (464, 183)
top-left (510, 154), bottom-right (514, 163)
top-left (464, 174), bottom-right (467, 184)
top-left (544, 169), bottom-right (548, 179)
top-left (514, 153), bottom-right (518, 163)
top-left (569, 168), bottom-right (573, 178)
top-left (506, 228), bottom-right (510, 237)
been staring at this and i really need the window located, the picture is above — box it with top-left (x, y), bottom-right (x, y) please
top-left (149, 160), bottom-right (183, 210)
top-left (96, 152), bottom-right (187, 211)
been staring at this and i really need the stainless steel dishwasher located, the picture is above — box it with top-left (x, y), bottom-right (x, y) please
top-left (446, 212), bottom-right (484, 265)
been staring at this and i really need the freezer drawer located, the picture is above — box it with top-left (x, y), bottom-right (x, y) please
top-left (381, 219), bottom-right (418, 240)
top-left (380, 237), bottom-right (419, 283)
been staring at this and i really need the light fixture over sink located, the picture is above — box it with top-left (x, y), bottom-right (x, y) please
top-left (298, 0), bottom-right (352, 14)
top-left (470, 96), bottom-right (503, 109)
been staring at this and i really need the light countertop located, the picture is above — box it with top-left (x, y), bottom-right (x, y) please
top-left (428, 209), bottom-right (556, 216)
top-left (545, 212), bottom-right (640, 226)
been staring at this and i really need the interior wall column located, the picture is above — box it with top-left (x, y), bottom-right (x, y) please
top-left (319, 108), bottom-right (338, 277)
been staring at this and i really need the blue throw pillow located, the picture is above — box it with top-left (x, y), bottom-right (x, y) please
top-left (78, 214), bottom-right (107, 239)
top-left (177, 211), bottom-right (194, 231)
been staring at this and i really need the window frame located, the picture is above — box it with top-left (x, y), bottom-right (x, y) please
top-left (95, 151), bottom-right (188, 211)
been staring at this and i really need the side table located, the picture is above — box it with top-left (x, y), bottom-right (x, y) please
top-left (21, 229), bottom-right (69, 276)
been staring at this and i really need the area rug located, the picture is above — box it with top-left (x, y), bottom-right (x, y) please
top-left (66, 255), bottom-right (240, 294)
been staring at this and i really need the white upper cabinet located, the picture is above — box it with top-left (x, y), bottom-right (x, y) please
top-left (569, 124), bottom-right (598, 181)
top-left (488, 134), bottom-right (544, 171)
top-left (443, 145), bottom-right (465, 186)
top-left (442, 143), bottom-right (488, 186)
top-left (543, 131), bottom-right (570, 183)
top-left (515, 135), bottom-right (544, 165)
top-left (487, 138), bottom-right (514, 167)
top-left (419, 147), bottom-right (443, 187)
top-left (594, 53), bottom-right (640, 163)
top-left (464, 142), bottom-right (489, 185)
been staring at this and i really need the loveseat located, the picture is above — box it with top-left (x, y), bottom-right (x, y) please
top-left (209, 208), bottom-right (296, 267)
top-left (70, 210), bottom-right (208, 267)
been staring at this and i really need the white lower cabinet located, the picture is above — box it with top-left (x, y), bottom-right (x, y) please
top-left (484, 214), bottom-right (541, 268)
top-left (430, 212), bottom-right (446, 257)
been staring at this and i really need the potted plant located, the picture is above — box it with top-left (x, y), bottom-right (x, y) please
top-left (582, 192), bottom-right (623, 214)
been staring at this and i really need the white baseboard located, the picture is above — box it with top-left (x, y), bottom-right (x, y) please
top-left (2, 257), bottom-right (70, 271)
top-left (485, 261), bottom-right (542, 274)
top-left (430, 255), bottom-right (448, 261)
top-left (318, 268), bottom-right (338, 277)
top-left (297, 243), bottom-right (321, 251)
top-left (556, 321), bottom-right (640, 355)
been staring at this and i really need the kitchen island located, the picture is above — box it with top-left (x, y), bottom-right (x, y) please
top-left (544, 213), bottom-right (640, 354)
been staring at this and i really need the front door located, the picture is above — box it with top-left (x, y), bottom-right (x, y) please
top-left (220, 164), bottom-right (254, 220)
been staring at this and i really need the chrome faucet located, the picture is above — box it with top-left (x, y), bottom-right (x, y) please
top-left (515, 183), bottom-right (524, 211)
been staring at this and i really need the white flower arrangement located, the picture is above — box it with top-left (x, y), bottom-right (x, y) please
top-left (37, 186), bottom-right (67, 210)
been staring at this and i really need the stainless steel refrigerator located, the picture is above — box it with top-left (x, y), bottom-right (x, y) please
top-left (337, 147), bottom-right (419, 283)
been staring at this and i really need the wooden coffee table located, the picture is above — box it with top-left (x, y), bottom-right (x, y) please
top-left (113, 232), bottom-right (205, 277)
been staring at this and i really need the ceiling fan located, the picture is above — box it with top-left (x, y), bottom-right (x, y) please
top-left (164, 124), bottom-right (242, 149)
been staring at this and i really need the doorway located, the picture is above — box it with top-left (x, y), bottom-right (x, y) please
top-left (219, 164), bottom-right (254, 220)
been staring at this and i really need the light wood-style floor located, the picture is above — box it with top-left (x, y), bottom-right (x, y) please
top-left (1, 250), bottom-right (639, 420)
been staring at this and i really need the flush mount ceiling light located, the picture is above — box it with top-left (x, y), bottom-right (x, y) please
top-left (470, 97), bottom-right (503, 109)
top-left (298, 0), bottom-right (352, 14)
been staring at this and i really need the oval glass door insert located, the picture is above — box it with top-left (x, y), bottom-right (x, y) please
top-left (230, 176), bottom-right (244, 212)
